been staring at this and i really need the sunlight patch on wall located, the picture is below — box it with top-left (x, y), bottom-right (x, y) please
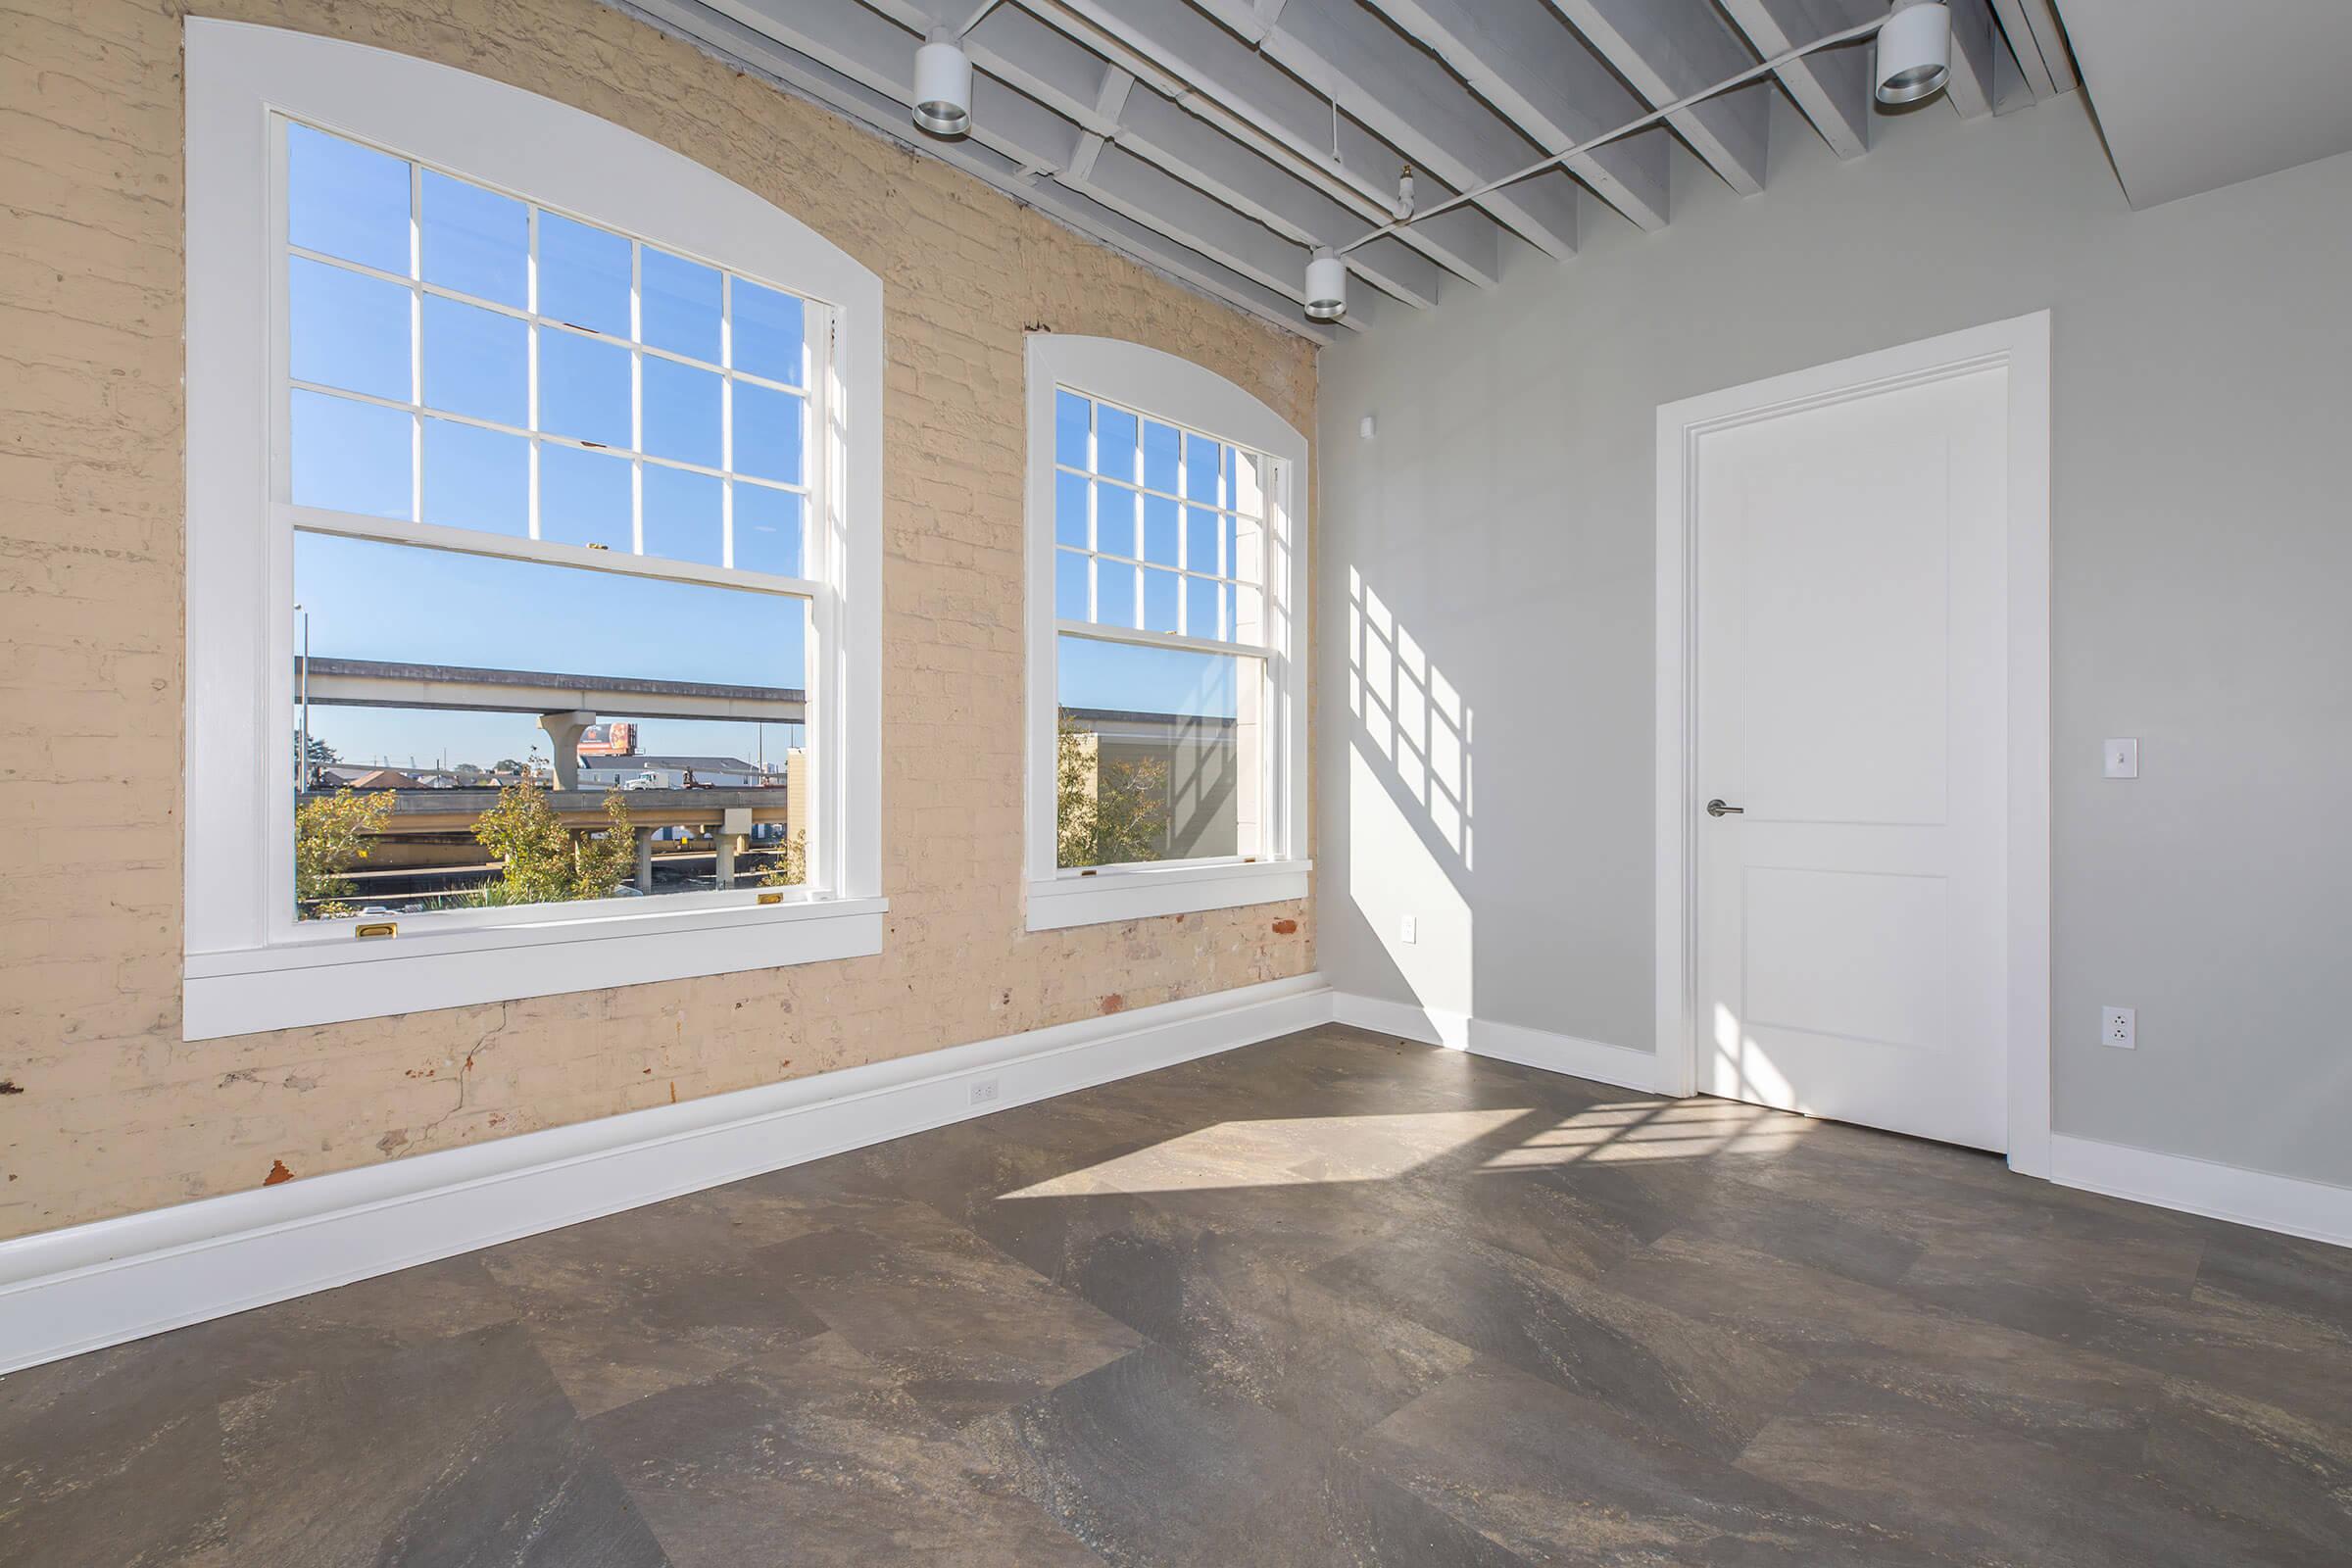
top-left (1350, 568), bottom-right (1471, 861)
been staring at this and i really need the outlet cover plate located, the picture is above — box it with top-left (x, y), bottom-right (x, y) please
top-left (2101, 1005), bottom-right (2135, 1050)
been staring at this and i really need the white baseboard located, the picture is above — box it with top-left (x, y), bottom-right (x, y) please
top-left (0, 973), bottom-right (1333, 1375)
top-left (1332, 992), bottom-right (1660, 1095)
top-left (2049, 1133), bottom-right (2352, 1250)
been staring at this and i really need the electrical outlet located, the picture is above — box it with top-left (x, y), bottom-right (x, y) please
top-left (968, 1076), bottom-right (1001, 1105)
top-left (2100, 1006), bottom-right (2135, 1050)
top-left (1398, 913), bottom-right (1417, 945)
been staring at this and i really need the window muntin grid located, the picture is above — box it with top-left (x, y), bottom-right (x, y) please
top-left (1051, 387), bottom-right (1275, 649)
top-left (281, 119), bottom-right (818, 579)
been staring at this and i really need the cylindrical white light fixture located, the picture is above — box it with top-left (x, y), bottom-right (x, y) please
top-left (912, 30), bottom-right (973, 137)
top-left (1304, 247), bottom-right (1347, 321)
top-left (1876, 1), bottom-right (1951, 105)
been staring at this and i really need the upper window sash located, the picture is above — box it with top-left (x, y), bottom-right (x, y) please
top-left (185, 21), bottom-right (886, 1036)
top-left (273, 117), bottom-right (827, 583)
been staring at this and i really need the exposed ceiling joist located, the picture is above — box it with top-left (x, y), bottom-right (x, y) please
top-left (1021, 0), bottom-right (1501, 289)
top-left (1988, 0), bottom-right (2069, 98)
top-left (1543, 0), bottom-right (1772, 196)
top-left (625, 0), bottom-right (1342, 340)
top-left (714, 0), bottom-right (1383, 328)
top-left (1942, 0), bottom-right (1997, 120)
top-left (1717, 0), bottom-right (1876, 160)
top-left (1061, 63), bottom-right (1131, 180)
top-left (613, 0), bottom-right (2078, 342)
top-left (1192, 0), bottom-right (1585, 260)
top-left (1358, 0), bottom-right (1673, 233)
top-left (969, 3), bottom-right (1447, 304)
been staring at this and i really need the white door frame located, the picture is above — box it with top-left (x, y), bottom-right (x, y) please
top-left (1653, 312), bottom-right (2052, 1177)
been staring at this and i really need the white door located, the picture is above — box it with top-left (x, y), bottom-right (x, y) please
top-left (1692, 365), bottom-right (2009, 1151)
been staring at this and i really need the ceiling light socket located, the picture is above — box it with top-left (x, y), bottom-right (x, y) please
top-left (1877, 1), bottom-right (1952, 105)
top-left (912, 30), bottom-right (973, 137)
top-left (1304, 247), bottom-right (1347, 322)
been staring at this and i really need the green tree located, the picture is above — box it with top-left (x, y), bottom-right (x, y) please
top-left (757, 830), bottom-right (808, 889)
top-left (1055, 711), bottom-right (1169, 869)
top-left (471, 776), bottom-right (637, 905)
top-left (294, 788), bottom-right (392, 918)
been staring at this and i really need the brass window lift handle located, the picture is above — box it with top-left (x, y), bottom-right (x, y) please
top-left (1706, 799), bottom-right (1743, 817)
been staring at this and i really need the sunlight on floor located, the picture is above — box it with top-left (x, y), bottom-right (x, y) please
top-left (999, 1107), bottom-right (1532, 1198)
top-left (1480, 1099), bottom-right (1813, 1167)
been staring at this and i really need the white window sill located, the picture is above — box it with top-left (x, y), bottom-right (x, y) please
top-left (182, 895), bottom-right (887, 1040)
top-left (1025, 859), bottom-right (1310, 933)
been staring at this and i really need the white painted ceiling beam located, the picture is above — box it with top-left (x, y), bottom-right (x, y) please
top-left (2012, 0), bottom-right (2076, 92)
top-left (1942, 0), bottom-right (1996, 120)
top-left (1025, 0), bottom-right (1502, 289)
top-left (963, 4), bottom-right (1444, 305)
top-left (1543, 0), bottom-right (1772, 195)
top-left (625, 0), bottom-right (1339, 340)
top-left (1362, 0), bottom-right (1671, 233)
top-left (1113, 89), bottom-right (1444, 308)
top-left (1071, 142), bottom-right (1380, 325)
top-left (1987, 0), bottom-right (2058, 97)
top-left (1062, 63), bottom-right (1130, 181)
top-left (1199, 0), bottom-right (1583, 260)
top-left (1717, 0), bottom-right (1877, 160)
top-left (702, 0), bottom-right (1375, 329)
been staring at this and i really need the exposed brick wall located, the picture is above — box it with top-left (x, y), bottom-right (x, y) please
top-left (0, 0), bottom-right (1316, 1239)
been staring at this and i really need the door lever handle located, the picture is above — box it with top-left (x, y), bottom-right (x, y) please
top-left (1706, 799), bottom-right (1743, 817)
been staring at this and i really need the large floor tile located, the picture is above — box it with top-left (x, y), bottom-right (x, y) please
top-left (207, 1323), bottom-right (663, 1567)
top-left (587, 1331), bottom-right (1098, 1565)
top-left (962, 1346), bottom-right (1334, 1566)
top-left (760, 1199), bottom-right (1146, 1427)
top-left (1354, 1357), bottom-right (1944, 1566)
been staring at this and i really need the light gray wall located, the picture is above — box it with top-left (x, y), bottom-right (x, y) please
top-left (1317, 92), bottom-right (2352, 1187)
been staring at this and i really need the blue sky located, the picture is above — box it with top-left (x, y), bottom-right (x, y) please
top-left (287, 122), bottom-right (1241, 772)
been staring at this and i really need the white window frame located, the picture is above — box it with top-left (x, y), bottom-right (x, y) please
top-left (1024, 335), bottom-right (1311, 931)
top-left (182, 21), bottom-right (884, 1040)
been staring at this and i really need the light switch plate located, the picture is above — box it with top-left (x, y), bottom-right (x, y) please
top-left (1399, 914), bottom-right (1417, 945)
top-left (2103, 738), bottom-right (2139, 778)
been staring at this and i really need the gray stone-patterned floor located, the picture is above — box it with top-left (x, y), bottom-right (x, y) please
top-left (6, 1024), bottom-right (2348, 1565)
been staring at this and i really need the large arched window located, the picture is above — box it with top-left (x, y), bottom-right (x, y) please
top-left (183, 22), bottom-right (883, 1038)
top-left (1024, 336), bottom-right (1310, 930)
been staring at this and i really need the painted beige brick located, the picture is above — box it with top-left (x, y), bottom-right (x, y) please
top-left (0, 0), bottom-right (1318, 1240)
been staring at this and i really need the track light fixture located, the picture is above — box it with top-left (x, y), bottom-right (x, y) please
top-left (1304, 248), bottom-right (1347, 322)
top-left (1876, 1), bottom-right (1952, 105)
top-left (912, 28), bottom-right (972, 137)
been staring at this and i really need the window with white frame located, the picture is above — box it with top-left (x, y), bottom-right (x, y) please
top-left (183, 23), bottom-right (883, 1040)
top-left (1024, 336), bottom-right (1310, 932)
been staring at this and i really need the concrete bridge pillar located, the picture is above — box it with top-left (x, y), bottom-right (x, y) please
top-left (713, 807), bottom-right (753, 889)
top-left (536, 710), bottom-right (597, 790)
top-left (633, 826), bottom-right (658, 894)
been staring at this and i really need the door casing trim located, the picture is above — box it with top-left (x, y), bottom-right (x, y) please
top-left (1652, 312), bottom-right (2052, 1176)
